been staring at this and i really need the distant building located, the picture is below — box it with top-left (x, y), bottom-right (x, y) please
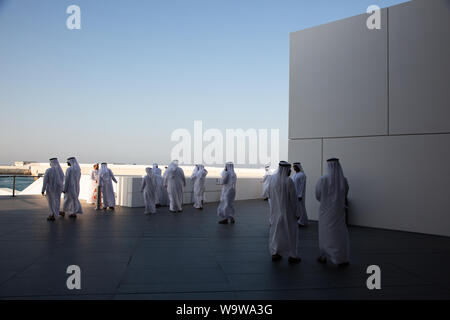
top-left (14, 161), bottom-right (37, 167)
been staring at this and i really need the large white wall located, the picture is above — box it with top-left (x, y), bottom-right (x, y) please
top-left (289, 0), bottom-right (450, 236)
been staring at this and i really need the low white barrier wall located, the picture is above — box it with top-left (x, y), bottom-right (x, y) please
top-left (117, 176), bottom-right (263, 207)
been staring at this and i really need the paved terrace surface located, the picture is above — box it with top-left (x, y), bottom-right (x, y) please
top-left (0, 195), bottom-right (450, 300)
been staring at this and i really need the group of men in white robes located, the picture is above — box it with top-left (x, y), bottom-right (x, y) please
top-left (43, 158), bottom-right (119, 221)
top-left (42, 156), bottom-right (349, 266)
top-left (140, 161), bottom-right (214, 216)
top-left (42, 157), bottom-right (83, 220)
top-left (267, 159), bottom-right (350, 267)
top-left (263, 162), bottom-right (309, 227)
top-left (140, 161), bottom-right (238, 226)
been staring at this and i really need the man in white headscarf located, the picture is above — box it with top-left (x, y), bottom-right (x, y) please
top-left (152, 163), bottom-right (162, 176)
top-left (193, 164), bottom-right (208, 210)
top-left (160, 166), bottom-right (170, 206)
top-left (41, 158), bottom-right (64, 221)
top-left (268, 161), bottom-right (301, 263)
top-left (217, 162), bottom-right (237, 224)
top-left (164, 160), bottom-right (186, 212)
top-left (316, 158), bottom-right (350, 267)
top-left (141, 167), bottom-right (156, 214)
top-left (261, 164), bottom-right (272, 201)
top-left (190, 165), bottom-right (199, 204)
top-left (152, 163), bottom-right (163, 208)
top-left (291, 162), bottom-right (309, 227)
top-left (62, 157), bottom-right (83, 218)
top-left (98, 162), bottom-right (117, 210)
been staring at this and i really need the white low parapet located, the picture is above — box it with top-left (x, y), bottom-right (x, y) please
top-left (117, 176), bottom-right (263, 207)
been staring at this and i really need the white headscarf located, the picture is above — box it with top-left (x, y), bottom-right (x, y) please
top-left (191, 164), bottom-right (199, 178)
top-left (50, 158), bottom-right (64, 184)
top-left (67, 157), bottom-right (81, 174)
top-left (293, 162), bottom-right (304, 172)
top-left (99, 162), bottom-right (109, 179)
top-left (273, 161), bottom-right (291, 195)
top-left (225, 162), bottom-right (237, 185)
top-left (196, 164), bottom-right (206, 178)
top-left (145, 167), bottom-right (153, 176)
top-left (152, 163), bottom-right (162, 176)
top-left (326, 159), bottom-right (346, 201)
top-left (167, 160), bottom-right (178, 174)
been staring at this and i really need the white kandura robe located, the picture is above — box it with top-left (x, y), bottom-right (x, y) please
top-left (164, 163), bottom-right (185, 211)
top-left (193, 166), bottom-right (208, 208)
top-left (99, 167), bottom-right (117, 208)
top-left (291, 171), bottom-right (309, 226)
top-left (261, 169), bottom-right (272, 199)
top-left (141, 170), bottom-right (157, 214)
top-left (42, 161), bottom-right (64, 217)
top-left (63, 162), bottom-right (83, 214)
top-left (160, 169), bottom-right (169, 206)
top-left (153, 172), bottom-right (163, 205)
top-left (316, 162), bottom-right (350, 265)
top-left (268, 167), bottom-right (299, 258)
top-left (217, 164), bottom-right (236, 220)
top-left (190, 166), bottom-right (199, 203)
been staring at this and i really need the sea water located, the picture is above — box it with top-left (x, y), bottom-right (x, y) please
top-left (0, 175), bottom-right (37, 191)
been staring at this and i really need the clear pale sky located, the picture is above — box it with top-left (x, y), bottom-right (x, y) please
top-left (0, 0), bottom-right (408, 166)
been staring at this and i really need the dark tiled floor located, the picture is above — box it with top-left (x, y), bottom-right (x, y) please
top-left (1, 195), bottom-right (450, 300)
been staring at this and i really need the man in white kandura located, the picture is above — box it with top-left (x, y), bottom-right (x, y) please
top-left (87, 163), bottom-right (99, 205)
top-left (160, 166), bottom-right (170, 207)
top-left (152, 163), bottom-right (163, 208)
top-left (98, 162), bottom-right (117, 211)
top-left (164, 160), bottom-right (186, 213)
top-left (42, 157), bottom-right (64, 221)
top-left (62, 157), bottom-right (83, 218)
top-left (192, 164), bottom-right (208, 210)
top-left (217, 162), bottom-right (237, 224)
top-left (316, 158), bottom-right (350, 267)
top-left (268, 161), bottom-right (301, 263)
top-left (141, 167), bottom-right (156, 215)
top-left (190, 165), bottom-right (199, 204)
top-left (291, 162), bottom-right (309, 227)
top-left (261, 163), bottom-right (272, 201)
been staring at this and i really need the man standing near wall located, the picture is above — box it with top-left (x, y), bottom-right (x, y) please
top-left (316, 158), bottom-right (350, 267)
top-left (291, 162), bottom-right (309, 227)
top-left (268, 161), bottom-right (301, 263)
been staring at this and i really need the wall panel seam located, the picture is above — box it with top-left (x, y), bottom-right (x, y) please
top-left (387, 7), bottom-right (390, 136)
top-left (289, 132), bottom-right (450, 140)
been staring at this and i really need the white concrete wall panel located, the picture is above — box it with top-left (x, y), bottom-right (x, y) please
top-left (288, 139), bottom-right (322, 220)
top-left (289, 9), bottom-right (388, 139)
top-left (389, 0), bottom-right (450, 134)
top-left (323, 134), bottom-right (450, 237)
